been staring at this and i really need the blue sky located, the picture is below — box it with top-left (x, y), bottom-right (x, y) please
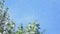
top-left (4, 0), bottom-right (60, 34)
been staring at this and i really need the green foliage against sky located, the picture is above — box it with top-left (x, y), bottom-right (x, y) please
top-left (0, 0), bottom-right (45, 34)
top-left (16, 21), bottom-right (40, 34)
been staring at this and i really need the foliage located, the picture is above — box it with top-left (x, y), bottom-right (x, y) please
top-left (0, 0), bottom-right (15, 34)
top-left (0, 0), bottom-right (45, 34)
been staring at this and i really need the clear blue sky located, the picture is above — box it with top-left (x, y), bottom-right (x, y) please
top-left (4, 0), bottom-right (60, 34)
